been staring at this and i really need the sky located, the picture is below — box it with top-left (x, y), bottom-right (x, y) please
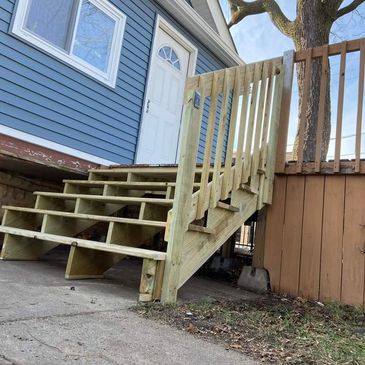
top-left (220, 0), bottom-right (365, 158)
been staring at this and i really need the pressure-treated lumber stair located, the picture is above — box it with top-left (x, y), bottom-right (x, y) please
top-left (0, 58), bottom-right (285, 303)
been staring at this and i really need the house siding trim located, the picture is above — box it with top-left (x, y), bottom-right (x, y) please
top-left (0, 125), bottom-right (116, 165)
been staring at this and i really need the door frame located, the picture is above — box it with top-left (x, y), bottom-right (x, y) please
top-left (135, 15), bottom-right (198, 164)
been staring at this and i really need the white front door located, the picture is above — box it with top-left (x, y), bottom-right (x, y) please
top-left (136, 26), bottom-right (192, 164)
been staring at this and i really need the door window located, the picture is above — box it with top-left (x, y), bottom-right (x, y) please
top-left (158, 46), bottom-right (181, 71)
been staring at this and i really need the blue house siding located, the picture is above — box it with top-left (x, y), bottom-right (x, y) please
top-left (0, 0), bottom-right (229, 164)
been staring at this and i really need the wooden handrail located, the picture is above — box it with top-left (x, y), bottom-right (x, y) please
top-left (162, 58), bottom-right (285, 303)
top-left (167, 57), bottom-right (285, 231)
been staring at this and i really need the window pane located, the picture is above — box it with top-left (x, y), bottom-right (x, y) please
top-left (72, 0), bottom-right (115, 72)
top-left (158, 46), bottom-right (181, 71)
top-left (25, 0), bottom-right (76, 49)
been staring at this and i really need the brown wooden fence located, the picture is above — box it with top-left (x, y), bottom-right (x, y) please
top-left (258, 37), bottom-right (365, 308)
top-left (263, 175), bottom-right (365, 308)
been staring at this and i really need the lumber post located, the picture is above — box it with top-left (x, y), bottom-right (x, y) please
top-left (275, 50), bottom-right (295, 173)
top-left (161, 84), bottom-right (205, 304)
top-left (263, 65), bottom-right (285, 205)
top-left (139, 259), bottom-right (165, 302)
top-left (252, 208), bottom-right (267, 269)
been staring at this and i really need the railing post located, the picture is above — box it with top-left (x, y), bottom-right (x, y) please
top-left (275, 50), bottom-right (295, 173)
top-left (161, 83), bottom-right (205, 304)
top-left (263, 65), bottom-right (285, 204)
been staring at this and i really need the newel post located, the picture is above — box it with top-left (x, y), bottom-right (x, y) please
top-left (275, 50), bottom-right (295, 173)
top-left (161, 83), bottom-right (205, 304)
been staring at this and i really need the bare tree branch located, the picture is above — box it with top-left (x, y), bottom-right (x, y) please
top-left (336, 0), bottom-right (365, 19)
top-left (227, 0), bottom-right (295, 38)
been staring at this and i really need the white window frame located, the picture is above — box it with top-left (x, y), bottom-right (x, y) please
top-left (11, 0), bottom-right (126, 87)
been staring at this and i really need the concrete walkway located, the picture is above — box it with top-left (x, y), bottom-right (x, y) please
top-left (0, 247), bottom-right (258, 365)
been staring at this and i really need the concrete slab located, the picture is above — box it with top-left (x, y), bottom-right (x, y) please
top-left (0, 247), bottom-right (258, 365)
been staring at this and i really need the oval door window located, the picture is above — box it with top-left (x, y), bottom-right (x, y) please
top-left (158, 46), bottom-right (181, 71)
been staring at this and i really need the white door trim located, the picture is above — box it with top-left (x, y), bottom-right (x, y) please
top-left (135, 15), bottom-right (198, 164)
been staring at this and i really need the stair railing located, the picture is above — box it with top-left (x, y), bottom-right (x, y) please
top-left (161, 58), bottom-right (285, 303)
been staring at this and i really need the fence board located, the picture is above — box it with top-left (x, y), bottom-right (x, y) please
top-left (263, 176), bottom-right (286, 292)
top-left (355, 40), bottom-right (365, 172)
top-left (315, 46), bottom-right (329, 172)
top-left (341, 176), bottom-right (365, 306)
top-left (296, 50), bottom-right (312, 173)
top-left (334, 43), bottom-right (347, 173)
top-left (280, 176), bottom-right (305, 296)
top-left (319, 176), bottom-right (345, 303)
top-left (299, 176), bottom-right (324, 300)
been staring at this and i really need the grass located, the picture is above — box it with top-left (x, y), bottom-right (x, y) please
top-left (133, 295), bottom-right (365, 364)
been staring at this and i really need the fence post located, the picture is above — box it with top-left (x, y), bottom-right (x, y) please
top-left (161, 84), bottom-right (205, 304)
top-left (275, 50), bottom-right (295, 173)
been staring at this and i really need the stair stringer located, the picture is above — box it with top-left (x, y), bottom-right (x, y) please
top-left (177, 190), bottom-right (258, 288)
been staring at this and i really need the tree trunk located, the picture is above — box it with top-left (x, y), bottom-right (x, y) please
top-left (292, 1), bottom-right (333, 161)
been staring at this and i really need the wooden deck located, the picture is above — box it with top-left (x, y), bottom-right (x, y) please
top-left (0, 58), bottom-right (285, 303)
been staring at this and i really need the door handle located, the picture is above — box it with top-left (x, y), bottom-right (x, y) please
top-left (146, 99), bottom-right (151, 113)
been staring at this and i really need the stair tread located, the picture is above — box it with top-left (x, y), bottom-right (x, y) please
top-left (63, 181), bottom-right (200, 189)
top-left (2, 206), bottom-right (167, 227)
top-left (34, 192), bottom-right (174, 205)
top-left (0, 226), bottom-right (166, 260)
top-left (90, 166), bottom-right (222, 175)
top-left (216, 202), bottom-right (240, 212)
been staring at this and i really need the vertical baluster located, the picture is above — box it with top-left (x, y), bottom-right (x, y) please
top-left (314, 45), bottom-right (329, 173)
top-left (257, 62), bottom-right (276, 209)
top-left (259, 62), bottom-right (276, 173)
top-left (242, 62), bottom-right (264, 184)
top-left (355, 40), bottom-right (365, 173)
top-left (221, 67), bottom-right (242, 200)
top-left (196, 72), bottom-right (220, 219)
top-left (296, 49), bottom-right (312, 173)
top-left (234, 64), bottom-right (254, 189)
top-left (250, 61), bottom-right (271, 193)
top-left (334, 42), bottom-right (347, 173)
top-left (210, 69), bottom-right (232, 207)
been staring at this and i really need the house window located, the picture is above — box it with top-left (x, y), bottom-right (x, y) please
top-left (158, 46), bottom-right (181, 71)
top-left (12, 0), bottom-right (126, 87)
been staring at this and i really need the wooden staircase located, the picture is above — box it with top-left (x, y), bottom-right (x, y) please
top-left (0, 57), bottom-right (285, 303)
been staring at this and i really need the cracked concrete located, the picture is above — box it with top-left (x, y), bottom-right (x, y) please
top-left (0, 247), bottom-right (258, 365)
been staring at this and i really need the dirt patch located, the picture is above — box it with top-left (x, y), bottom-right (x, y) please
top-left (133, 295), bottom-right (365, 364)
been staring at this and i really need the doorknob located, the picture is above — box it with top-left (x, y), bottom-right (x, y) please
top-left (146, 99), bottom-right (151, 113)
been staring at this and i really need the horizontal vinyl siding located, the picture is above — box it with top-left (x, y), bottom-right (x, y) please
top-left (0, 0), bottom-right (230, 164)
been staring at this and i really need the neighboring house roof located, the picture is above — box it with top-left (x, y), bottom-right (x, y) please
top-left (155, 0), bottom-right (243, 66)
top-left (189, 0), bottom-right (236, 52)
